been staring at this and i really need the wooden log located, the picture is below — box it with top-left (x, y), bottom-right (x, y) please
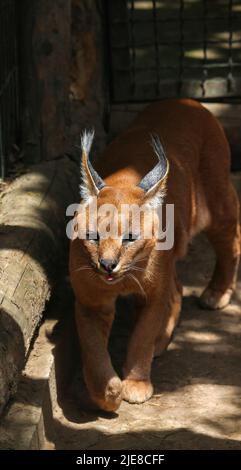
top-left (0, 157), bottom-right (79, 413)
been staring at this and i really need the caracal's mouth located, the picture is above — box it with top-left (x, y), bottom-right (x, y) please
top-left (99, 272), bottom-right (124, 285)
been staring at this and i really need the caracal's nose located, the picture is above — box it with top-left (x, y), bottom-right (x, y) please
top-left (99, 258), bottom-right (118, 273)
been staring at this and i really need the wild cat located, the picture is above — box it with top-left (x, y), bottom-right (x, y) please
top-left (69, 99), bottom-right (240, 412)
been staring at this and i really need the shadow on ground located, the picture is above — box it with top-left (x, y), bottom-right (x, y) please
top-left (40, 232), bottom-right (241, 450)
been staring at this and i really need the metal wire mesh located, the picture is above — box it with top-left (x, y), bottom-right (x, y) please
top-left (108, 0), bottom-right (241, 102)
top-left (0, 0), bottom-right (20, 179)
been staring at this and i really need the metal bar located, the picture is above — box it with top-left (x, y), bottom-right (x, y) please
top-left (152, 0), bottom-right (161, 96)
top-left (201, 0), bottom-right (208, 97)
top-left (106, 1), bottom-right (132, 105)
top-left (111, 38), bottom-right (241, 50)
top-left (111, 15), bottom-right (239, 24)
top-left (114, 62), bottom-right (241, 73)
top-left (227, 0), bottom-right (234, 92)
top-left (0, 0), bottom-right (20, 179)
top-left (178, 0), bottom-right (184, 95)
top-left (13, 0), bottom-right (20, 140)
top-left (129, 0), bottom-right (136, 95)
top-left (109, 78), bottom-right (241, 89)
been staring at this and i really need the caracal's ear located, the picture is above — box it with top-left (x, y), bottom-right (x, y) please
top-left (138, 134), bottom-right (169, 208)
top-left (80, 129), bottom-right (105, 201)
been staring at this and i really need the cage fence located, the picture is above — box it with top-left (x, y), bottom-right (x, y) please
top-left (0, 0), bottom-right (20, 179)
top-left (107, 0), bottom-right (241, 103)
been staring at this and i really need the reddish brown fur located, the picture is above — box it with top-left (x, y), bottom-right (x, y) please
top-left (70, 99), bottom-right (240, 411)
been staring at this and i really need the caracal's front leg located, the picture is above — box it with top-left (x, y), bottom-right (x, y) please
top-left (122, 269), bottom-right (177, 404)
top-left (75, 301), bottom-right (122, 412)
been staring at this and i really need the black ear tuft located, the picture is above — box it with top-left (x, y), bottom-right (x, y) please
top-left (138, 134), bottom-right (168, 192)
top-left (87, 159), bottom-right (106, 192)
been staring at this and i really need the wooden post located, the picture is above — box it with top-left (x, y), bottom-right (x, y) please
top-left (20, 0), bottom-right (71, 163)
top-left (19, 0), bottom-right (41, 165)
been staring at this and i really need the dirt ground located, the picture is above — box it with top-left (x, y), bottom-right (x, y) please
top-left (43, 228), bottom-right (241, 451)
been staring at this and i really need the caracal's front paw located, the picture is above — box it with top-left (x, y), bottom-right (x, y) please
top-left (122, 379), bottom-right (153, 404)
top-left (199, 287), bottom-right (233, 310)
top-left (91, 376), bottom-right (123, 412)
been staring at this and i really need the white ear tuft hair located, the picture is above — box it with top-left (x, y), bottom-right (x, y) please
top-left (81, 129), bottom-right (95, 156)
top-left (79, 128), bottom-right (105, 202)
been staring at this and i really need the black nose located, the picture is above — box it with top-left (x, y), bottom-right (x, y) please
top-left (99, 258), bottom-right (118, 273)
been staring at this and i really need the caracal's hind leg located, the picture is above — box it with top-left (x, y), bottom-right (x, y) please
top-left (154, 271), bottom-right (182, 357)
top-left (200, 182), bottom-right (240, 309)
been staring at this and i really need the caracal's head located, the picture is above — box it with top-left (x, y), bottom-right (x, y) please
top-left (74, 130), bottom-right (169, 285)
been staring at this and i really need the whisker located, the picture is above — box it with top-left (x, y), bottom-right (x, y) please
top-left (75, 266), bottom-right (93, 272)
top-left (130, 266), bottom-right (145, 272)
top-left (128, 273), bottom-right (146, 299)
top-left (134, 256), bottom-right (149, 264)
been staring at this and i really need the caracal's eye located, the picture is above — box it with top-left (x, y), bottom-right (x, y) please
top-left (86, 231), bottom-right (100, 243)
top-left (122, 233), bottom-right (140, 244)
